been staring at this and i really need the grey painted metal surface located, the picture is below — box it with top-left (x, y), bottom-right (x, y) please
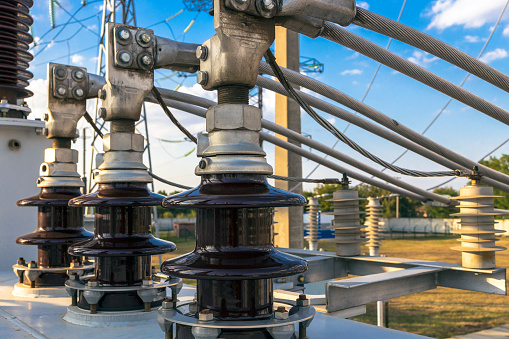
top-left (0, 271), bottom-right (429, 338)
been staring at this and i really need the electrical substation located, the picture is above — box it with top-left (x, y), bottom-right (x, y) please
top-left (1, 0), bottom-right (509, 338)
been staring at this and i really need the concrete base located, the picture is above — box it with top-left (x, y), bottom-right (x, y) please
top-left (63, 306), bottom-right (158, 327)
top-left (12, 283), bottom-right (68, 298)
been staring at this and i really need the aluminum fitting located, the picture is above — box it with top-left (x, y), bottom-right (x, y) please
top-left (296, 294), bottom-right (310, 307)
top-left (206, 104), bottom-right (261, 132)
top-left (44, 148), bottom-right (79, 164)
top-left (103, 132), bottom-right (145, 152)
top-left (198, 309), bottom-right (214, 321)
top-left (274, 306), bottom-right (289, 320)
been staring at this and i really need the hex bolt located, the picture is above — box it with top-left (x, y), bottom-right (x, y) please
top-left (197, 71), bottom-right (208, 85)
top-left (71, 294), bottom-right (78, 306)
top-left (74, 87), bottom-right (84, 98)
top-left (119, 51), bottom-right (132, 63)
top-left (28, 260), bottom-right (37, 268)
top-left (18, 275), bottom-right (23, 284)
top-left (144, 301), bottom-right (151, 312)
top-left (262, 0), bottom-right (275, 10)
top-left (55, 67), bottom-right (67, 78)
top-left (196, 45), bottom-right (208, 60)
top-left (141, 55), bottom-right (152, 66)
top-left (99, 107), bottom-right (107, 119)
top-left (88, 279), bottom-right (99, 287)
top-left (98, 89), bottom-right (106, 100)
top-left (17, 257), bottom-right (25, 265)
top-left (118, 28), bottom-right (130, 40)
top-left (198, 309), bottom-right (214, 321)
top-left (140, 32), bottom-right (151, 44)
top-left (74, 70), bottom-right (85, 80)
top-left (296, 294), bottom-right (310, 307)
top-left (162, 298), bottom-right (173, 309)
top-left (274, 306), bottom-right (289, 320)
top-left (56, 85), bottom-right (67, 96)
top-left (42, 113), bottom-right (49, 121)
top-left (30, 280), bottom-right (35, 288)
top-left (70, 259), bottom-right (78, 268)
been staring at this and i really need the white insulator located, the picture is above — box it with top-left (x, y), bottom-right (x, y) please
top-left (305, 197), bottom-right (320, 251)
top-left (450, 182), bottom-right (506, 269)
top-left (325, 188), bottom-right (366, 256)
top-left (365, 197), bottom-right (383, 257)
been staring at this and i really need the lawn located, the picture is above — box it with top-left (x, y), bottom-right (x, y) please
top-left (152, 233), bottom-right (509, 339)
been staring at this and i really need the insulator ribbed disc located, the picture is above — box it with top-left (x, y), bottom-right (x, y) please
top-left (0, 0), bottom-right (34, 100)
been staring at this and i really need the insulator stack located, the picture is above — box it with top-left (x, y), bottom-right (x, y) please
top-left (450, 182), bottom-right (506, 269)
top-left (161, 175), bottom-right (308, 337)
top-left (0, 0), bottom-right (34, 118)
top-left (365, 197), bottom-right (383, 256)
top-left (327, 188), bottom-right (366, 256)
top-left (305, 196), bottom-right (320, 251)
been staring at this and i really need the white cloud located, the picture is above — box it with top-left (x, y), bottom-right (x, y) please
top-left (357, 1), bottom-right (369, 10)
top-left (327, 117), bottom-right (337, 125)
top-left (25, 79), bottom-right (48, 119)
top-left (71, 54), bottom-right (85, 65)
top-left (341, 69), bottom-right (363, 75)
top-left (503, 24), bottom-right (509, 37)
top-left (427, 0), bottom-right (508, 30)
top-left (407, 51), bottom-right (438, 67)
top-left (479, 48), bottom-right (508, 63)
top-left (464, 35), bottom-right (481, 42)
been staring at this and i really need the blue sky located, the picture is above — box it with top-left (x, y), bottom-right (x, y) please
top-left (26, 0), bottom-right (509, 195)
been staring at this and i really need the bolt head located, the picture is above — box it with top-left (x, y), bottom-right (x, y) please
top-left (17, 258), bottom-right (25, 265)
top-left (196, 45), bottom-right (208, 60)
top-left (141, 54), bottom-right (152, 66)
top-left (198, 309), bottom-right (214, 321)
top-left (162, 299), bottom-right (173, 309)
top-left (99, 107), bottom-right (107, 119)
top-left (197, 71), bottom-right (208, 85)
top-left (98, 89), bottom-right (106, 100)
top-left (274, 306), bottom-right (289, 320)
top-left (75, 70), bottom-right (85, 80)
top-left (262, 0), bottom-right (275, 10)
top-left (56, 85), bottom-right (67, 96)
top-left (119, 51), bottom-right (132, 63)
top-left (28, 261), bottom-right (37, 268)
top-left (119, 28), bottom-right (131, 40)
top-left (74, 87), bottom-right (84, 98)
top-left (198, 160), bottom-right (207, 169)
top-left (140, 32), bottom-right (151, 43)
top-left (55, 67), bottom-right (67, 79)
top-left (43, 113), bottom-right (49, 121)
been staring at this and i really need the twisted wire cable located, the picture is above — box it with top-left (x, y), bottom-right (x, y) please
top-left (320, 23), bottom-right (509, 126)
top-left (264, 50), bottom-right (458, 178)
top-left (353, 4), bottom-right (509, 94)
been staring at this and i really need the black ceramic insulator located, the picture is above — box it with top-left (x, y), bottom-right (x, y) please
top-left (0, 0), bottom-right (34, 104)
top-left (16, 187), bottom-right (92, 287)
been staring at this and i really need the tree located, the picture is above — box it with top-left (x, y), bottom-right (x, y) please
top-left (424, 186), bottom-right (458, 218)
top-left (479, 154), bottom-right (509, 213)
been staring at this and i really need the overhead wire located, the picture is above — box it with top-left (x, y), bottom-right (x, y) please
top-left (264, 49), bottom-right (458, 178)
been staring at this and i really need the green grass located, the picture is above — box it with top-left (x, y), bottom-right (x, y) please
top-left (152, 233), bottom-right (509, 338)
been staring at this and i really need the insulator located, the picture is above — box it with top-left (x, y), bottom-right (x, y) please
top-left (450, 182), bottom-right (506, 269)
top-left (305, 196), bottom-right (320, 251)
top-left (161, 174), bottom-right (307, 337)
top-left (326, 188), bottom-right (366, 256)
top-left (365, 197), bottom-right (383, 256)
top-left (15, 187), bottom-right (92, 287)
top-left (68, 183), bottom-right (177, 312)
top-left (0, 0), bottom-right (34, 104)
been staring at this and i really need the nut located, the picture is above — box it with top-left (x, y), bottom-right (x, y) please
top-left (42, 113), bottom-right (49, 121)
top-left (119, 51), bottom-right (132, 63)
top-left (68, 273), bottom-right (78, 280)
top-left (141, 54), bottom-right (152, 66)
top-left (274, 306), bottom-right (288, 320)
top-left (103, 132), bottom-right (144, 152)
top-left (162, 298), bottom-right (173, 309)
top-left (140, 32), bottom-right (151, 43)
top-left (143, 277), bottom-right (153, 286)
top-left (88, 280), bottom-right (99, 287)
top-left (198, 309), bottom-right (214, 321)
top-left (118, 28), bottom-right (131, 40)
top-left (44, 148), bottom-right (79, 163)
top-left (70, 260), bottom-right (78, 268)
top-left (296, 294), bottom-right (310, 307)
top-left (74, 69), bottom-right (85, 80)
top-left (98, 89), bottom-right (106, 100)
top-left (74, 87), bottom-right (85, 98)
top-left (56, 85), bottom-right (68, 96)
top-left (197, 71), bottom-right (208, 85)
top-left (196, 46), bottom-right (208, 60)
top-left (206, 104), bottom-right (261, 132)
top-left (17, 257), bottom-right (25, 265)
top-left (40, 162), bottom-right (78, 176)
top-left (28, 261), bottom-right (37, 268)
top-left (99, 107), bottom-right (107, 119)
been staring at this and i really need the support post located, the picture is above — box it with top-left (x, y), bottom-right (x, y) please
top-left (274, 27), bottom-right (303, 249)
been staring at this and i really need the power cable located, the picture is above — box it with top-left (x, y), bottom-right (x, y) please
top-left (268, 175), bottom-right (340, 184)
top-left (151, 87), bottom-right (197, 144)
top-left (264, 49), bottom-right (458, 178)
